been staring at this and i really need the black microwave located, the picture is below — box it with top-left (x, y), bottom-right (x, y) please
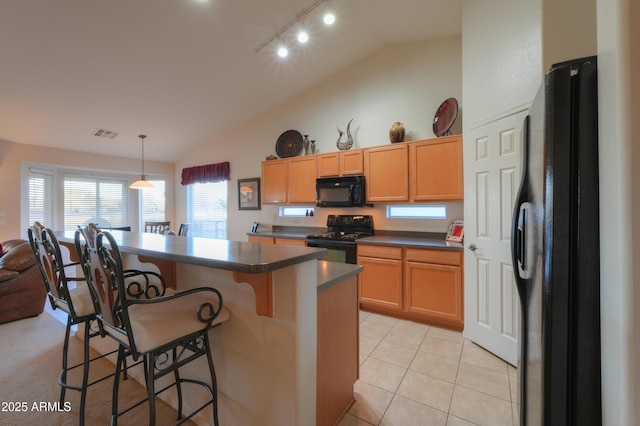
top-left (316, 176), bottom-right (366, 208)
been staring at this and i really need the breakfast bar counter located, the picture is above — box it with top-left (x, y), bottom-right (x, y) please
top-left (55, 230), bottom-right (361, 426)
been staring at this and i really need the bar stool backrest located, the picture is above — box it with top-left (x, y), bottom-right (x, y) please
top-left (28, 222), bottom-right (82, 319)
top-left (144, 221), bottom-right (171, 234)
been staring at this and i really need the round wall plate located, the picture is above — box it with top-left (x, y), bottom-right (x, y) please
top-left (433, 98), bottom-right (459, 136)
top-left (275, 130), bottom-right (303, 158)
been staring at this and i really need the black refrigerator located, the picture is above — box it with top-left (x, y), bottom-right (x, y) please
top-left (511, 56), bottom-right (601, 425)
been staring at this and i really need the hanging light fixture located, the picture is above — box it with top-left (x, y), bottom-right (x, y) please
top-left (130, 134), bottom-right (155, 189)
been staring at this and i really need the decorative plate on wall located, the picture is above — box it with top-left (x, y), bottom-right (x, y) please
top-left (275, 130), bottom-right (304, 158)
top-left (432, 98), bottom-right (459, 137)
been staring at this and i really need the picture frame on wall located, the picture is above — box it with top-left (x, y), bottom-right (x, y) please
top-left (238, 177), bottom-right (261, 210)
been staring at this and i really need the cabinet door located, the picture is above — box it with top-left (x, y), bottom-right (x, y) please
top-left (340, 150), bottom-right (364, 175)
top-left (410, 135), bottom-right (463, 201)
top-left (248, 236), bottom-right (275, 244)
top-left (262, 160), bottom-right (288, 204)
top-left (358, 245), bottom-right (403, 310)
top-left (404, 260), bottom-right (463, 327)
top-left (364, 144), bottom-right (409, 202)
top-left (288, 156), bottom-right (318, 203)
top-left (317, 153), bottom-right (340, 177)
top-left (275, 238), bottom-right (307, 246)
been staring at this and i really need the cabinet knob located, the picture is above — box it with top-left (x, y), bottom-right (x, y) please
top-left (468, 244), bottom-right (477, 251)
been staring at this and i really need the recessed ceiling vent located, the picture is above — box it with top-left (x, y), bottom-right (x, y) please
top-left (92, 128), bottom-right (119, 139)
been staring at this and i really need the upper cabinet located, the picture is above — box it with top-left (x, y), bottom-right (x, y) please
top-left (262, 135), bottom-right (463, 205)
top-left (287, 156), bottom-right (317, 203)
top-left (364, 144), bottom-right (409, 202)
top-left (317, 149), bottom-right (364, 177)
top-left (262, 159), bottom-right (288, 204)
top-left (410, 135), bottom-right (463, 201)
top-left (262, 156), bottom-right (317, 204)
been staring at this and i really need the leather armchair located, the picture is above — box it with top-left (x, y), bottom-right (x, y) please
top-left (0, 239), bottom-right (46, 323)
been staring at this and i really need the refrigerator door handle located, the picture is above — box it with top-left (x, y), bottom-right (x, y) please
top-left (514, 203), bottom-right (529, 274)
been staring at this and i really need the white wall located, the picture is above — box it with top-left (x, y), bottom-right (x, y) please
top-left (461, 0), bottom-right (542, 127)
top-left (543, 0), bottom-right (598, 70)
top-left (175, 37), bottom-right (463, 241)
top-left (0, 140), bottom-right (174, 242)
top-left (596, 0), bottom-right (639, 423)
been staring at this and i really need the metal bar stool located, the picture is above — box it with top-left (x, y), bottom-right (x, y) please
top-left (28, 222), bottom-right (127, 425)
top-left (75, 224), bottom-right (229, 425)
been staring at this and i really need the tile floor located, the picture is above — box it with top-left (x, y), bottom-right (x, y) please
top-left (339, 311), bottom-right (519, 426)
top-left (45, 303), bottom-right (520, 425)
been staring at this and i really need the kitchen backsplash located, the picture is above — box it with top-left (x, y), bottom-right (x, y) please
top-left (262, 202), bottom-right (463, 233)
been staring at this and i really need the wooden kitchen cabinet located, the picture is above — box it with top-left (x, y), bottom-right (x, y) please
top-left (364, 144), bottom-right (409, 202)
top-left (317, 150), bottom-right (364, 177)
top-left (358, 244), bottom-right (463, 330)
top-left (357, 245), bottom-right (403, 310)
top-left (410, 135), bottom-right (463, 201)
top-left (275, 238), bottom-right (306, 246)
top-left (248, 235), bottom-right (307, 246)
top-left (262, 159), bottom-right (288, 204)
top-left (404, 248), bottom-right (463, 329)
top-left (262, 156), bottom-right (317, 204)
top-left (288, 156), bottom-right (317, 203)
top-left (248, 235), bottom-right (275, 244)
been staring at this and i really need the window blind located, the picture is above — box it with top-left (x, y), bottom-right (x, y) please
top-left (187, 181), bottom-right (227, 239)
top-left (64, 175), bottom-right (128, 231)
top-left (28, 168), bottom-right (54, 227)
top-left (139, 180), bottom-right (166, 227)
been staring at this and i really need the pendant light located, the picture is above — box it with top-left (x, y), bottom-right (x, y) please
top-left (130, 134), bottom-right (155, 189)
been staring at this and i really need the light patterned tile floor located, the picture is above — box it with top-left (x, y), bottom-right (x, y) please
top-left (340, 311), bottom-right (520, 426)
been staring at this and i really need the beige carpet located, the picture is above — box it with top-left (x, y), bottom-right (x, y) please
top-left (0, 312), bottom-right (196, 426)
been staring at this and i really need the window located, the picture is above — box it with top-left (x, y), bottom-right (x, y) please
top-left (139, 180), bottom-right (166, 227)
top-left (386, 205), bottom-right (447, 219)
top-left (28, 168), bottom-right (54, 227)
top-left (279, 206), bottom-right (315, 217)
top-left (64, 175), bottom-right (128, 231)
top-left (187, 182), bottom-right (227, 239)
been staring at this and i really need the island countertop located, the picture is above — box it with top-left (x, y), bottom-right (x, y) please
top-left (55, 230), bottom-right (326, 274)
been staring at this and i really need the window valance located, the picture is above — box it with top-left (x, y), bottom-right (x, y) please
top-left (181, 161), bottom-right (230, 185)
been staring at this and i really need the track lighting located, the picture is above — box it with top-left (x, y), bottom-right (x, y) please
top-left (254, 0), bottom-right (337, 58)
top-left (323, 1), bottom-right (336, 25)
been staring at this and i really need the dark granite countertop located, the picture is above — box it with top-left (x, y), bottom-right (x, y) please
top-left (357, 235), bottom-right (464, 251)
top-left (56, 230), bottom-right (326, 274)
top-left (248, 226), bottom-right (323, 240)
top-left (248, 227), bottom-right (464, 251)
top-left (317, 261), bottom-right (362, 291)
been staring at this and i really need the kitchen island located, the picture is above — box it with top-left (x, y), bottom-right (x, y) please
top-left (55, 230), bottom-right (361, 426)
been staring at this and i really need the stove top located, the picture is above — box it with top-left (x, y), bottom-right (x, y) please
top-left (306, 214), bottom-right (374, 242)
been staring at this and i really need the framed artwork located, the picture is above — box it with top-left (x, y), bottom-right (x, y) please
top-left (238, 177), bottom-right (261, 210)
top-left (446, 220), bottom-right (464, 242)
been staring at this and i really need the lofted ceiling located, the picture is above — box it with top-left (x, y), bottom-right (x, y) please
top-left (0, 0), bottom-right (461, 163)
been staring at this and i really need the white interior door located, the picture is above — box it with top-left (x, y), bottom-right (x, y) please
top-left (463, 110), bottom-right (527, 366)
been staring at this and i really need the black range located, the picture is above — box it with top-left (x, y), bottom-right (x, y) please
top-left (306, 215), bottom-right (374, 264)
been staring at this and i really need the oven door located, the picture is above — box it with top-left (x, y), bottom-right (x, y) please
top-left (306, 239), bottom-right (357, 264)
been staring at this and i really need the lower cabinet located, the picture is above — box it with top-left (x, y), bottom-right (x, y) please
top-left (357, 245), bottom-right (403, 310)
top-left (358, 245), bottom-right (463, 330)
top-left (248, 235), bottom-right (307, 246)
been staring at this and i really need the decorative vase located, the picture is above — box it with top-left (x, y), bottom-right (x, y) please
top-left (303, 135), bottom-right (310, 155)
top-left (310, 140), bottom-right (316, 154)
top-left (389, 122), bottom-right (405, 143)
